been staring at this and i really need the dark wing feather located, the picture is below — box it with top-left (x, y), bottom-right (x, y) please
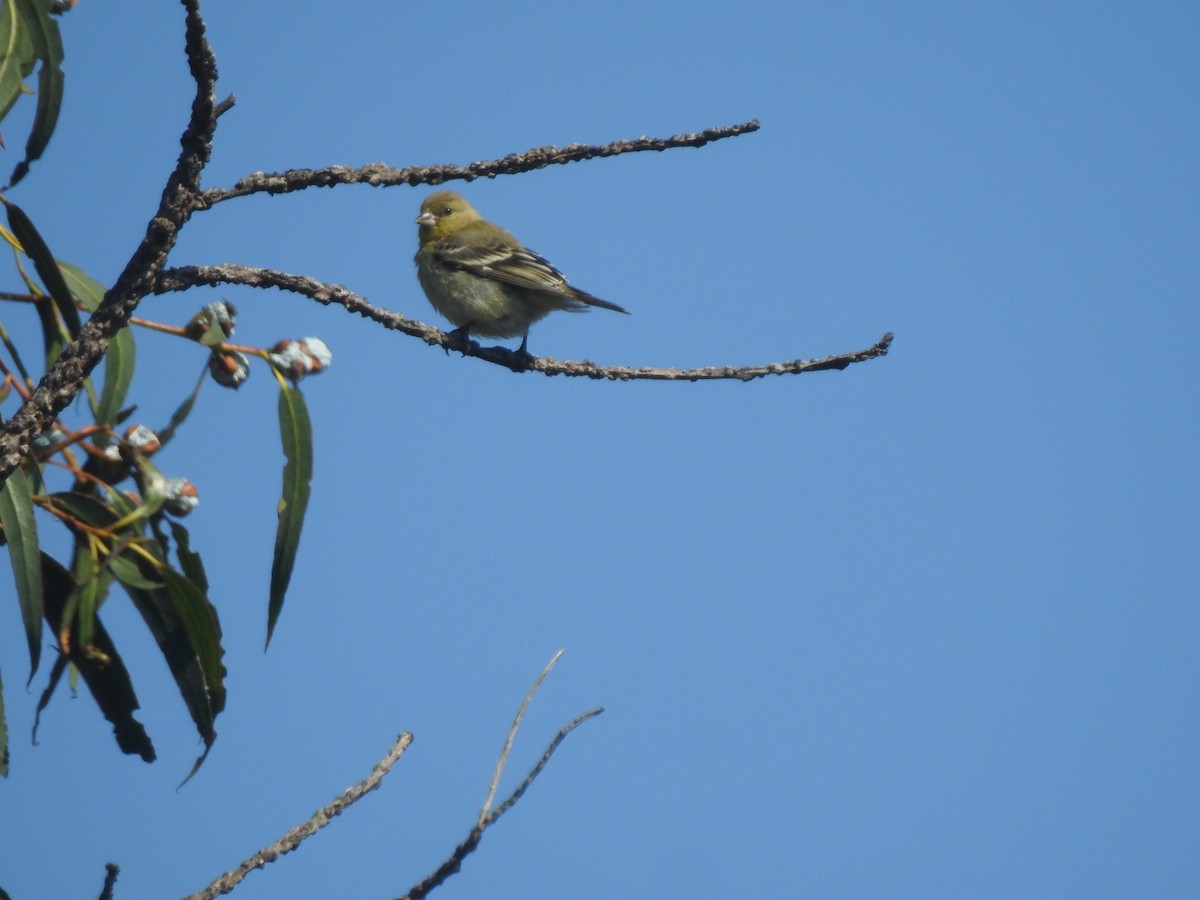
top-left (434, 229), bottom-right (628, 314)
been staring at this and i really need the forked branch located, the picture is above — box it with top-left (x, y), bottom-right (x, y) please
top-left (401, 650), bottom-right (603, 900)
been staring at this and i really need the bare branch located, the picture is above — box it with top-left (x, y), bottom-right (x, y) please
top-left (154, 264), bottom-right (894, 381)
top-left (213, 93), bottom-right (237, 118)
top-left (199, 120), bottom-right (760, 206)
top-left (400, 654), bottom-right (603, 900)
top-left (0, 0), bottom-right (221, 483)
top-left (480, 648), bottom-right (564, 825)
top-left (183, 732), bottom-right (414, 900)
top-left (484, 707), bottom-right (604, 828)
top-left (97, 863), bottom-right (120, 900)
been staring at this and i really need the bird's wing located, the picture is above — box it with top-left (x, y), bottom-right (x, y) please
top-left (435, 235), bottom-right (572, 292)
top-left (434, 229), bottom-right (628, 314)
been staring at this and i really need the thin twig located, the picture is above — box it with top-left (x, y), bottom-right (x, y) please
top-left (153, 264), bottom-right (894, 381)
top-left (480, 648), bottom-right (564, 824)
top-left (199, 120), bottom-right (760, 206)
top-left (400, 652), bottom-right (603, 900)
top-left (182, 732), bottom-right (414, 900)
top-left (485, 707), bottom-right (604, 827)
top-left (213, 93), bottom-right (237, 118)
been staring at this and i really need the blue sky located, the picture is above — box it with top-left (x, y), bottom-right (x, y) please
top-left (1, 2), bottom-right (1198, 898)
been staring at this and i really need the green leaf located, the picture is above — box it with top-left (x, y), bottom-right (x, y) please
top-left (119, 545), bottom-right (224, 764)
top-left (106, 552), bottom-right (162, 590)
top-left (7, 0), bottom-right (64, 187)
top-left (0, 663), bottom-right (9, 776)
top-left (32, 289), bottom-right (64, 370)
top-left (267, 384), bottom-right (313, 647)
top-left (31, 650), bottom-right (66, 745)
top-left (47, 490), bottom-right (118, 527)
top-left (3, 199), bottom-right (81, 338)
top-left (68, 539), bottom-right (102, 650)
top-left (157, 366), bottom-right (206, 448)
top-left (0, 0), bottom-right (35, 125)
top-left (61, 263), bottom-right (133, 441)
top-left (39, 553), bottom-right (155, 761)
top-left (169, 520), bottom-right (208, 595)
top-left (0, 460), bottom-right (42, 679)
top-left (59, 262), bottom-right (126, 433)
top-left (57, 261), bottom-right (106, 311)
top-left (161, 568), bottom-right (225, 718)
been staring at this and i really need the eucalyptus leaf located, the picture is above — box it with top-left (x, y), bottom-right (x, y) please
top-left (267, 384), bottom-right (313, 647)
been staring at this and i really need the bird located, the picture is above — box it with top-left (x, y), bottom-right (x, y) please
top-left (414, 190), bottom-right (628, 356)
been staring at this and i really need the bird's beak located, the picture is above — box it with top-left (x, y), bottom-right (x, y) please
top-left (415, 211), bottom-right (436, 227)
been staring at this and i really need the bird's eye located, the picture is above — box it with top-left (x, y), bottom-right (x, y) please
top-left (441, 207), bottom-right (453, 216)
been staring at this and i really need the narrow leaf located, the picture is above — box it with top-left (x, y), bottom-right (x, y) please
top-left (3, 199), bottom-right (81, 337)
top-left (59, 262), bottom-right (131, 433)
top-left (0, 0), bottom-right (34, 124)
top-left (47, 490), bottom-right (119, 527)
top-left (67, 538), bottom-right (102, 650)
top-left (61, 263), bottom-right (133, 440)
top-left (119, 545), bottom-right (223, 761)
top-left (7, 0), bottom-right (64, 187)
top-left (161, 568), bottom-right (225, 717)
top-left (157, 366), bottom-right (206, 447)
top-left (31, 651), bottom-right (66, 745)
top-left (169, 520), bottom-right (208, 595)
top-left (40, 553), bottom-right (155, 761)
top-left (57, 261), bottom-right (106, 311)
top-left (32, 291), bottom-right (64, 370)
top-left (0, 461), bottom-right (42, 678)
top-left (106, 552), bottom-right (162, 590)
top-left (267, 384), bottom-right (313, 647)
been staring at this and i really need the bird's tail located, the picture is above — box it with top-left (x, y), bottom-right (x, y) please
top-left (569, 289), bottom-right (630, 315)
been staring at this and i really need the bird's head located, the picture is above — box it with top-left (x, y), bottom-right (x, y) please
top-left (415, 191), bottom-right (482, 240)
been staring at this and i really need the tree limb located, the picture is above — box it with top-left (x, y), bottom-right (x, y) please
top-left (97, 863), bottom-right (119, 900)
top-left (198, 120), bottom-right (761, 206)
top-left (400, 650), bottom-right (603, 900)
top-left (154, 264), bottom-right (893, 380)
top-left (182, 732), bottom-right (414, 900)
top-left (0, 0), bottom-right (220, 483)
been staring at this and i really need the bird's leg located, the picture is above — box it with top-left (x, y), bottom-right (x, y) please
top-left (513, 332), bottom-right (535, 367)
top-left (444, 322), bottom-right (475, 354)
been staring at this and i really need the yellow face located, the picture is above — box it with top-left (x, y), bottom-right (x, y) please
top-left (415, 191), bottom-right (481, 233)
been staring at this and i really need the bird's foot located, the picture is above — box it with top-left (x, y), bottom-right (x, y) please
top-left (511, 336), bottom-right (536, 369)
top-left (444, 324), bottom-right (476, 355)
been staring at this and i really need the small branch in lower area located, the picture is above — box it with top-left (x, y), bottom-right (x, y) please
top-left (154, 264), bottom-right (894, 381)
top-left (98, 863), bottom-right (120, 900)
top-left (400, 651), bottom-right (604, 900)
top-left (182, 732), bottom-right (414, 900)
top-left (480, 649), bottom-right (565, 825)
top-left (484, 707), bottom-right (604, 828)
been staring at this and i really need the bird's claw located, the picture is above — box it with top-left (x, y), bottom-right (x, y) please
top-left (444, 325), bottom-right (476, 355)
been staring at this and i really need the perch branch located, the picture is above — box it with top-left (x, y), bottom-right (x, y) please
top-left (198, 120), bottom-right (760, 205)
top-left (182, 732), bottom-right (414, 900)
top-left (154, 264), bottom-right (894, 381)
